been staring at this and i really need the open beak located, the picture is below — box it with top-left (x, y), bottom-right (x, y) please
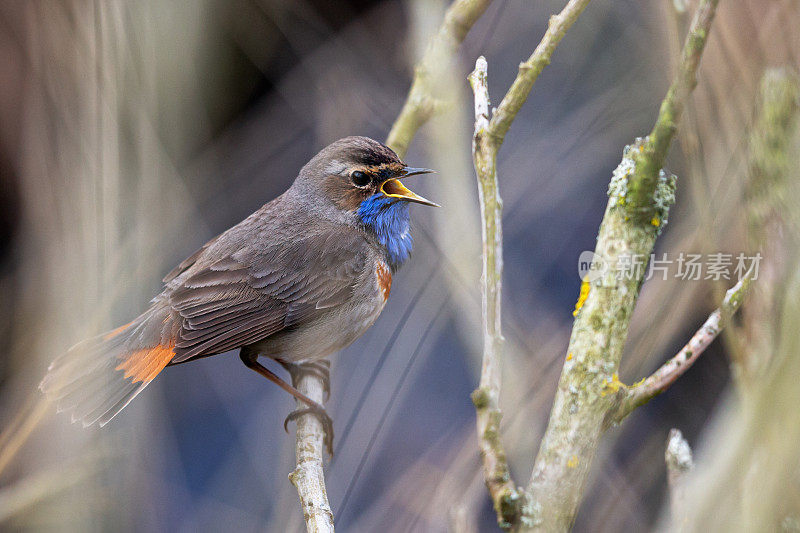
top-left (380, 167), bottom-right (440, 207)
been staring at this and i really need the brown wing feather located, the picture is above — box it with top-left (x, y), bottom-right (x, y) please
top-left (168, 229), bottom-right (369, 363)
top-left (162, 234), bottom-right (220, 283)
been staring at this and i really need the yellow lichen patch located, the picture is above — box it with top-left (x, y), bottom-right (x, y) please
top-left (566, 352), bottom-right (573, 361)
top-left (572, 278), bottom-right (591, 317)
top-left (650, 216), bottom-right (661, 227)
top-left (600, 373), bottom-right (626, 397)
top-left (567, 455), bottom-right (579, 468)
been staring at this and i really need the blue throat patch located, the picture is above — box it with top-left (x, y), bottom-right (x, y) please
top-left (357, 194), bottom-right (412, 270)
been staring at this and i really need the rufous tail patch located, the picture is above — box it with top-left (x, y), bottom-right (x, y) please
top-left (116, 342), bottom-right (175, 383)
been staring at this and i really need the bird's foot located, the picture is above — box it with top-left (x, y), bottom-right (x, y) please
top-left (239, 350), bottom-right (334, 454)
top-left (280, 359), bottom-right (331, 401)
top-left (283, 402), bottom-right (334, 456)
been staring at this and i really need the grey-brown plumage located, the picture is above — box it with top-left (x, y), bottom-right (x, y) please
top-left (40, 136), bottom-right (436, 441)
top-left (165, 195), bottom-right (380, 364)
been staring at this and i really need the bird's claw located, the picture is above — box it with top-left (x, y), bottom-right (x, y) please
top-left (283, 404), bottom-right (334, 456)
top-left (281, 360), bottom-right (331, 401)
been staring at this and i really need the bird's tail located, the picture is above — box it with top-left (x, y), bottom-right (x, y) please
top-left (40, 303), bottom-right (177, 427)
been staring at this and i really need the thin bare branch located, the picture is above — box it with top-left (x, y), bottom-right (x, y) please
top-left (626, 0), bottom-right (721, 214)
top-left (469, 56), bottom-right (520, 531)
top-left (466, 1), bottom-right (596, 528)
top-left (488, 0), bottom-right (592, 143)
top-left (386, 0), bottom-right (494, 158)
top-left (613, 272), bottom-right (753, 424)
top-left (289, 373), bottom-right (334, 533)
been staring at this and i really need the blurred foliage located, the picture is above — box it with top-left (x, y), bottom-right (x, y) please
top-left (0, 0), bottom-right (798, 531)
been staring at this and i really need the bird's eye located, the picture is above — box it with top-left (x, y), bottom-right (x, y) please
top-left (350, 170), bottom-right (370, 187)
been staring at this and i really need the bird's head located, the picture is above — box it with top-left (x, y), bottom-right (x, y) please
top-left (295, 136), bottom-right (437, 268)
top-left (297, 136), bottom-right (437, 212)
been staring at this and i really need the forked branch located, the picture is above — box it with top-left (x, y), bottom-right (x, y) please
top-left (612, 271), bottom-right (754, 424)
top-left (469, 56), bottom-right (520, 530)
top-left (524, 2), bottom-right (720, 530)
top-left (467, 1), bottom-right (593, 529)
top-left (386, 0), bottom-right (494, 158)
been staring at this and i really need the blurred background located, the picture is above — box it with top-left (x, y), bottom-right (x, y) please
top-left (0, 0), bottom-right (798, 531)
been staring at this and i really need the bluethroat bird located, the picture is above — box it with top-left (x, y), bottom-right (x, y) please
top-left (40, 136), bottom-right (437, 454)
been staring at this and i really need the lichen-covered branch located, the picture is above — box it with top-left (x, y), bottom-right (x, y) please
top-left (626, 0), bottom-right (720, 216)
top-left (522, 1), bottom-right (720, 530)
top-left (289, 373), bottom-right (334, 533)
top-left (466, 1), bottom-right (595, 528)
top-left (611, 271), bottom-right (754, 424)
top-left (386, 0), bottom-right (493, 158)
top-left (738, 69), bottom-right (800, 383)
top-left (488, 0), bottom-right (592, 144)
top-left (468, 56), bottom-right (521, 531)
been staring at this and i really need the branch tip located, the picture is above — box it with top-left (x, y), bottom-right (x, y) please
top-left (614, 270), bottom-right (755, 425)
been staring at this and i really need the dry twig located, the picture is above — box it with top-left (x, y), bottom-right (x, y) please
top-left (612, 271), bottom-right (753, 424)
top-left (467, 1), bottom-right (593, 528)
top-left (289, 372), bottom-right (334, 533)
top-left (386, 0), bottom-right (494, 158)
top-left (469, 56), bottom-right (519, 530)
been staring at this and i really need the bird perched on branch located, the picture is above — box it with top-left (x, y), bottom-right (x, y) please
top-left (40, 136), bottom-right (437, 454)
